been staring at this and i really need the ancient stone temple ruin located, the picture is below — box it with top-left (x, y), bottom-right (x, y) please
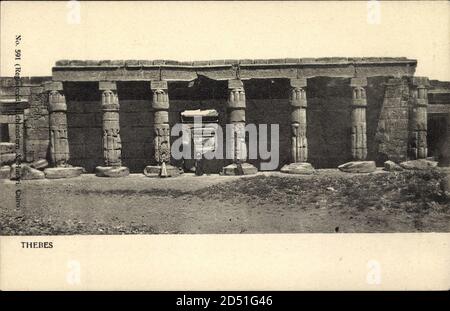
top-left (1, 57), bottom-right (449, 179)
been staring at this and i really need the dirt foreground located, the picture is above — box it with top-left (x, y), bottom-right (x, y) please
top-left (1, 169), bottom-right (449, 235)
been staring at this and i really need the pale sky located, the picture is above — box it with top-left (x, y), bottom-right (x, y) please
top-left (1, 1), bottom-right (449, 80)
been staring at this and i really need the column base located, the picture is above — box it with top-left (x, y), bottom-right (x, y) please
top-left (44, 166), bottom-right (84, 179)
top-left (95, 166), bottom-right (129, 178)
top-left (280, 162), bottom-right (315, 175)
top-left (338, 161), bottom-right (376, 173)
top-left (143, 165), bottom-right (181, 178)
top-left (222, 163), bottom-right (258, 176)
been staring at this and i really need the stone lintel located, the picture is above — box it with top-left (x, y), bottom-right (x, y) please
top-left (290, 78), bottom-right (307, 88)
top-left (411, 76), bottom-right (430, 88)
top-left (43, 81), bottom-right (63, 92)
top-left (150, 80), bottom-right (168, 90)
top-left (228, 79), bottom-right (243, 89)
top-left (99, 81), bottom-right (117, 91)
top-left (350, 77), bottom-right (368, 87)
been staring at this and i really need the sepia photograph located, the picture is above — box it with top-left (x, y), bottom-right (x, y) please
top-left (0, 0), bottom-right (449, 292)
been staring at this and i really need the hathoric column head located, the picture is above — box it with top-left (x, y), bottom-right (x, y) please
top-left (99, 81), bottom-right (119, 110)
top-left (48, 90), bottom-right (67, 112)
top-left (350, 77), bottom-right (367, 107)
top-left (410, 77), bottom-right (430, 107)
top-left (44, 82), bottom-right (66, 112)
top-left (289, 78), bottom-right (307, 108)
top-left (228, 79), bottom-right (246, 109)
top-left (150, 80), bottom-right (169, 110)
top-left (101, 89), bottom-right (119, 110)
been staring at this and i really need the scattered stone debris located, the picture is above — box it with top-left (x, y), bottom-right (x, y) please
top-left (338, 161), bottom-right (376, 173)
top-left (384, 160), bottom-right (403, 171)
top-left (399, 159), bottom-right (438, 170)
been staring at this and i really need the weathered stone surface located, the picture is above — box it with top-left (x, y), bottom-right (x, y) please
top-left (11, 164), bottom-right (45, 180)
top-left (95, 166), bottom-right (129, 177)
top-left (384, 160), bottom-right (403, 171)
top-left (0, 165), bottom-right (11, 179)
top-left (0, 153), bottom-right (16, 165)
top-left (0, 142), bottom-right (15, 154)
top-left (30, 159), bottom-right (49, 170)
top-left (44, 167), bottom-right (83, 179)
top-left (338, 161), bottom-right (376, 173)
top-left (399, 159), bottom-right (438, 170)
top-left (440, 169), bottom-right (450, 194)
top-left (222, 163), bottom-right (258, 176)
top-left (281, 162), bottom-right (315, 175)
top-left (144, 165), bottom-right (181, 177)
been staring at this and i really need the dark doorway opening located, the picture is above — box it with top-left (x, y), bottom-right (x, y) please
top-left (428, 114), bottom-right (448, 163)
top-left (0, 123), bottom-right (9, 142)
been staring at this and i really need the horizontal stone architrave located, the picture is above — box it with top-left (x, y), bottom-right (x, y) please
top-left (52, 58), bottom-right (417, 82)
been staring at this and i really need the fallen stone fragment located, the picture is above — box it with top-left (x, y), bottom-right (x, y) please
top-left (30, 159), bottom-right (49, 170)
top-left (95, 166), bottom-right (129, 177)
top-left (10, 164), bottom-right (45, 180)
top-left (44, 166), bottom-right (84, 179)
top-left (280, 162), bottom-right (315, 175)
top-left (0, 152), bottom-right (16, 165)
top-left (0, 165), bottom-right (11, 179)
top-left (384, 160), bottom-right (403, 171)
top-left (143, 165), bottom-right (181, 177)
top-left (0, 143), bottom-right (15, 154)
top-left (399, 159), bottom-right (438, 170)
top-left (338, 161), bottom-right (376, 173)
top-left (222, 163), bottom-right (258, 176)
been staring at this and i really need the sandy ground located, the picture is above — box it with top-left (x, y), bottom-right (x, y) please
top-left (0, 169), bottom-right (449, 234)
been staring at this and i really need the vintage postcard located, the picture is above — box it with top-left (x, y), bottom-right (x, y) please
top-left (0, 1), bottom-right (449, 292)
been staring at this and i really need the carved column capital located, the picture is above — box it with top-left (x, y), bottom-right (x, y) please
top-left (227, 79), bottom-right (246, 110)
top-left (410, 77), bottom-right (429, 107)
top-left (150, 80), bottom-right (169, 110)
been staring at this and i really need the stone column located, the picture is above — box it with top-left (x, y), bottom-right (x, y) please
top-left (281, 78), bottom-right (315, 174)
top-left (43, 82), bottom-right (83, 179)
top-left (409, 77), bottom-right (430, 159)
top-left (222, 79), bottom-right (257, 175)
top-left (95, 81), bottom-right (129, 177)
top-left (144, 80), bottom-right (179, 177)
top-left (337, 78), bottom-right (376, 173)
top-left (350, 77), bottom-right (368, 160)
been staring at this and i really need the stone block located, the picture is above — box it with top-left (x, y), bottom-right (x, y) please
top-left (338, 161), bottom-right (376, 173)
top-left (399, 159), bottom-right (438, 170)
top-left (0, 165), bottom-right (11, 179)
top-left (44, 166), bottom-right (84, 179)
top-left (222, 163), bottom-right (258, 176)
top-left (144, 165), bottom-right (181, 177)
top-left (0, 153), bottom-right (16, 165)
top-left (383, 160), bottom-right (403, 171)
top-left (30, 159), bottom-right (49, 170)
top-left (281, 162), bottom-right (315, 175)
top-left (0, 143), bottom-right (15, 154)
top-left (99, 81), bottom-right (117, 91)
top-left (11, 164), bottom-right (45, 180)
top-left (150, 80), bottom-right (168, 90)
top-left (95, 166), bottom-right (130, 177)
top-left (228, 79), bottom-right (243, 89)
top-left (350, 77), bottom-right (368, 87)
top-left (289, 78), bottom-right (307, 88)
top-left (43, 81), bottom-right (63, 92)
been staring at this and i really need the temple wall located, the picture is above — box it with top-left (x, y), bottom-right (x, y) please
top-left (2, 70), bottom-right (449, 171)
top-left (375, 77), bottom-right (411, 163)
